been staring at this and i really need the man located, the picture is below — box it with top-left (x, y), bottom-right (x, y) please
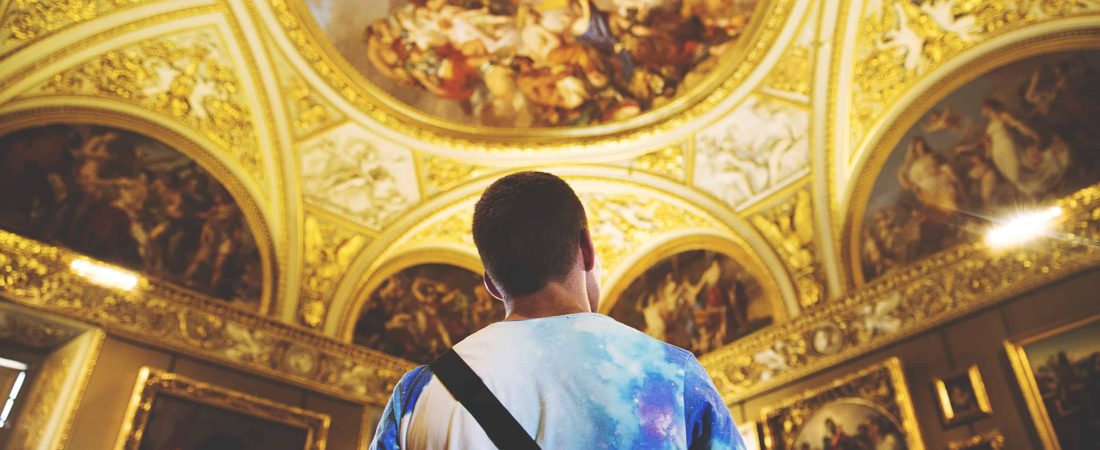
top-left (370, 171), bottom-right (742, 449)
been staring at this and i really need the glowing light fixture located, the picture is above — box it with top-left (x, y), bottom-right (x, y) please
top-left (985, 206), bottom-right (1063, 249)
top-left (69, 258), bottom-right (140, 291)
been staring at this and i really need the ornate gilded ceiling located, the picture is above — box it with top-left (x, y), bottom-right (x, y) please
top-left (2, 0), bottom-right (1100, 404)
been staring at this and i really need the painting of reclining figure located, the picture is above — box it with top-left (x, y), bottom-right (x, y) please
top-left (860, 50), bottom-right (1100, 283)
top-left (608, 249), bottom-right (774, 356)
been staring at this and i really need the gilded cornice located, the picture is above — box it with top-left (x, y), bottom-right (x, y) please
top-left (0, 230), bottom-right (413, 405)
top-left (701, 184), bottom-right (1100, 404)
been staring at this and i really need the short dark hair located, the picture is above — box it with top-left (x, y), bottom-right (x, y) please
top-left (472, 171), bottom-right (587, 297)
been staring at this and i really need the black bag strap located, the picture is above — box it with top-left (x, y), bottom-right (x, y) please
top-left (429, 349), bottom-right (542, 450)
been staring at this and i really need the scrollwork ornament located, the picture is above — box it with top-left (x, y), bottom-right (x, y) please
top-left (298, 214), bottom-right (369, 328)
top-left (29, 30), bottom-right (266, 185)
top-left (751, 188), bottom-right (823, 308)
top-left (0, 230), bottom-right (413, 406)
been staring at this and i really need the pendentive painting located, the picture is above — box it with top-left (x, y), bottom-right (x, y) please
top-left (0, 124), bottom-right (263, 303)
top-left (860, 50), bottom-right (1100, 282)
top-left (353, 263), bottom-right (500, 363)
top-left (607, 249), bottom-right (773, 356)
top-left (306, 0), bottom-right (757, 127)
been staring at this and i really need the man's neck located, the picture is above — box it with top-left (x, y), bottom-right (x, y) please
top-left (502, 280), bottom-right (591, 321)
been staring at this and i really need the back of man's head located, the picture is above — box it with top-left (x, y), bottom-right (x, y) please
top-left (472, 171), bottom-right (587, 298)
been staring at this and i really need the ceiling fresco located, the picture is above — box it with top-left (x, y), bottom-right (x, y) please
top-left (857, 49), bottom-right (1100, 284)
top-left (1, 0), bottom-right (1100, 402)
top-left (0, 124), bottom-right (264, 304)
top-left (306, 0), bottom-right (759, 128)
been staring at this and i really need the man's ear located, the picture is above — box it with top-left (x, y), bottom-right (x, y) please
top-left (483, 272), bottom-right (505, 301)
top-left (580, 228), bottom-right (596, 272)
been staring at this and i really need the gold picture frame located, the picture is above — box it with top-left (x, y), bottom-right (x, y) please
top-left (947, 429), bottom-right (1005, 450)
top-left (1005, 312), bottom-right (1100, 450)
top-left (933, 364), bottom-right (992, 426)
top-left (760, 357), bottom-right (925, 450)
top-left (115, 367), bottom-right (330, 450)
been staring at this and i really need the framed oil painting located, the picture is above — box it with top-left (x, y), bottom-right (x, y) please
top-left (947, 430), bottom-right (1005, 450)
top-left (1005, 312), bottom-right (1100, 450)
top-left (304, 0), bottom-right (760, 128)
top-left (857, 49), bottom-right (1100, 284)
top-left (606, 249), bottom-right (776, 356)
top-left (934, 364), bottom-right (992, 426)
top-left (353, 263), bottom-right (499, 363)
top-left (116, 368), bottom-right (330, 450)
top-left (0, 124), bottom-right (263, 304)
top-left (761, 358), bottom-right (924, 450)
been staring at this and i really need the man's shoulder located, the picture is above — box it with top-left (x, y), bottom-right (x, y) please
top-left (590, 315), bottom-right (697, 365)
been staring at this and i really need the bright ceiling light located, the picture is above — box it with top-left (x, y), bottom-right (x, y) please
top-left (986, 206), bottom-right (1063, 249)
top-left (69, 258), bottom-right (140, 291)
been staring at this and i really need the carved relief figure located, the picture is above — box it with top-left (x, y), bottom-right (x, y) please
top-left (353, 264), bottom-right (500, 363)
top-left (861, 51), bottom-right (1100, 282)
top-left (0, 124), bottom-right (263, 303)
top-left (608, 249), bottom-right (772, 355)
top-left (309, 0), bottom-right (756, 127)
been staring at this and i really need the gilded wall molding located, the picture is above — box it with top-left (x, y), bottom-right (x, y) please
top-left (701, 184), bottom-right (1100, 404)
top-left (0, 230), bottom-right (413, 406)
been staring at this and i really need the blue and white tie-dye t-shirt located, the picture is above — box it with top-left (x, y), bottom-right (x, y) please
top-left (369, 312), bottom-right (744, 450)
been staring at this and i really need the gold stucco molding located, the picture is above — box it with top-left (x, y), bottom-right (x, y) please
top-left (701, 184), bottom-right (1100, 404)
top-left (0, 230), bottom-right (413, 406)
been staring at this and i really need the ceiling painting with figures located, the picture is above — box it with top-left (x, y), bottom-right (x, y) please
top-left (353, 264), bottom-right (501, 363)
top-left (859, 50), bottom-right (1100, 284)
top-left (607, 249), bottom-right (773, 356)
top-left (306, 0), bottom-right (757, 128)
top-left (0, 124), bottom-right (264, 305)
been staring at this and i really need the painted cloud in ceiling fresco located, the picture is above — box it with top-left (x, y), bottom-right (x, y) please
top-left (299, 124), bottom-right (419, 230)
top-left (354, 264), bottom-right (499, 363)
top-left (860, 50), bottom-right (1100, 283)
top-left (307, 0), bottom-right (756, 127)
top-left (693, 95), bottom-right (810, 209)
top-left (607, 249), bottom-right (773, 356)
top-left (0, 124), bottom-right (263, 303)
